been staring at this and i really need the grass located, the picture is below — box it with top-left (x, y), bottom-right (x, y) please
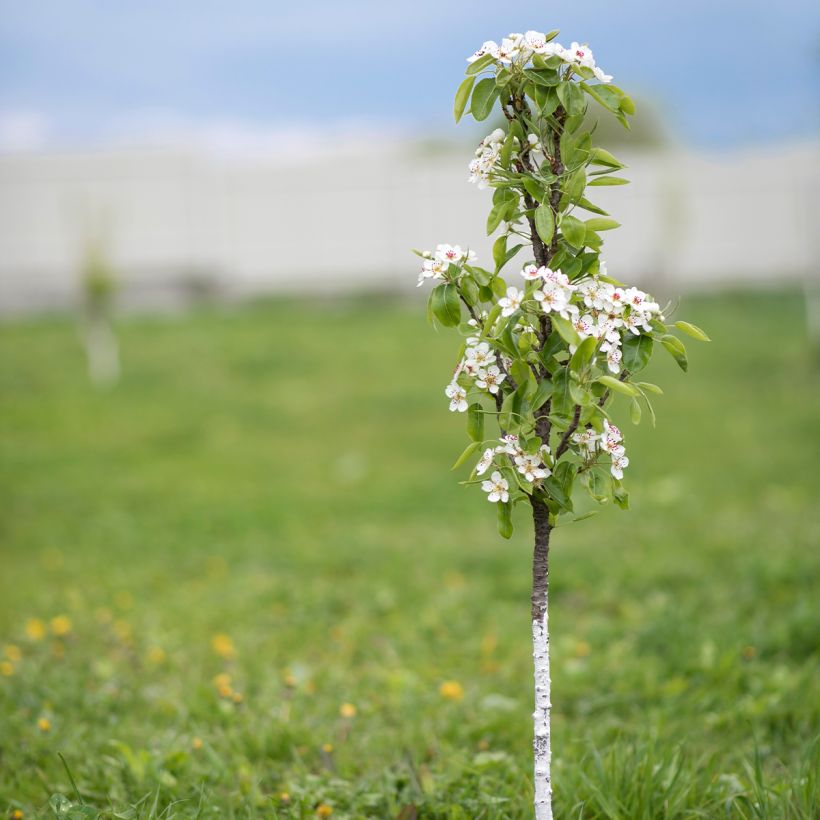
top-left (0, 289), bottom-right (818, 818)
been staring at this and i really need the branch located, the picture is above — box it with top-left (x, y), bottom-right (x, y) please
top-left (555, 404), bottom-right (582, 459)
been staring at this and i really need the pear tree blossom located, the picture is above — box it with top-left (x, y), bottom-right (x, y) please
top-left (415, 26), bottom-right (711, 819)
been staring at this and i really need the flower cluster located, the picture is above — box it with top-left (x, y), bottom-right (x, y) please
top-left (418, 243), bottom-right (476, 287)
top-left (467, 31), bottom-right (612, 83)
top-left (425, 248), bottom-right (662, 407)
top-left (572, 419), bottom-right (629, 479)
top-left (574, 275), bottom-right (662, 373)
top-left (478, 435), bottom-right (553, 502)
top-left (468, 128), bottom-right (506, 188)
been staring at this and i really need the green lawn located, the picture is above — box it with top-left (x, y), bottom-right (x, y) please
top-left (1, 289), bottom-right (818, 818)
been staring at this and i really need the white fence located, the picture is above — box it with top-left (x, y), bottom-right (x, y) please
top-left (0, 141), bottom-right (817, 313)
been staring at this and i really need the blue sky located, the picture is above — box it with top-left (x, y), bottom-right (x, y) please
top-left (0, 0), bottom-right (818, 151)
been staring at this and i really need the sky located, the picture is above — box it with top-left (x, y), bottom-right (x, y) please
top-left (0, 0), bottom-right (818, 153)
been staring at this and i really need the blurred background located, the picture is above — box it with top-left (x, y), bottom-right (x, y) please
top-left (1, 2), bottom-right (819, 817)
top-left (1, 0), bottom-right (819, 311)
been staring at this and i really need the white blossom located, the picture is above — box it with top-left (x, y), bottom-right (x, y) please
top-left (611, 452), bottom-right (629, 480)
top-left (435, 244), bottom-right (466, 265)
top-left (605, 345), bottom-right (623, 373)
top-left (571, 427), bottom-right (598, 454)
top-left (515, 452), bottom-right (551, 482)
top-left (476, 365), bottom-right (506, 394)
top-left (599, 420), bottom-right (623, 454)
top-left (467, 40), bottom-right (500, 63)
top-left (445, 381), bottom-right (468, 413)
top-left (498, 286), bottom-right (524, 317)
top-left (476, 447), bottom-right (495, 476)
top-left (482, 470), bottom-right (510, 502)
top-left (496, 434), bottom-right (522, 457)
top-left (468, 129), bottom-right (506, 188)
top-left (521, 263), bottom-right (542, 280)
top-left (465, 341), bottom-right (496, 370)
top-left (417, 256), bottom-right (447, 287)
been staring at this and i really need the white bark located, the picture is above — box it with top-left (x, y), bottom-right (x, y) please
top-left (83, 317), bottom-right (120, 388)
top-left (532, 605), bottom-right (552, 819)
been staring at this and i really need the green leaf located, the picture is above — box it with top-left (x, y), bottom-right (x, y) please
top-left (534, 205), bottom-right (555, 246)
top-left (560, 168), bottom-right (586, 208)
top-left (496, 242), bottom-right (524, 274)
top-left (621, 333), bottom-right (653, 373)
top-left (636, 381), bottom-right (663, 395)
top-left (598, 374), bottom-right (640, 396)
top-left (550, 314), bottom-right (581, 347)
top-left (588, 147), bottom-right (625, 169)
top-left (613, 485), bottom-right (629, 510)
top-left (551, 366), bottom-right (573, 418)
top-left (531, 379), bottom-right (553, 411)
top-left (661, 334), bottom-right (689, 372)
top-left (461, 277), bottom-right (480, 307)
top-left (629, 397), bottom-right (642, 425)
top-left (556, 81), bottom-right (585, 116)
top-left (522, 177), bottom-right (546, 203)
top-left (467, 402), bottom-right (484, 442)
top-left (466, 52), bottom-right (494, 75)
top-left (543, 476), bottom-right (573, 511)
top-left (492, 235), bottom-right (507, 271)
top-left (585, 217), bottom-right (620, 231)
top-left (454, 76), bottom-right (475, 123)
top-left (431, 283), bottom-right (461, 327)
top-left (569, 335), bottom-right (597, 371)
top-left (674, 321), bottom-right (711, 342)
top-left (524, 68), bottom-right (560, 87)
top-left (560, 215), bottom-right (586, 248)
top-left (588, 177), bottom-right (629, 188)
top-left (471, 78), bottom-right (499, 121)
top-left (451, 441), bottom-right (480, 471)
top-left (497, 501), bottom-right (513, 539)
top-left (576, 197), bottom-right (609, 216)
top-left (510, 359), bottom-right (534, 388)
top-left (580, 81), bottom-right (621, 114)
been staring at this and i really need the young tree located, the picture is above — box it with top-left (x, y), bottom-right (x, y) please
top-left (79, 236), bottom-right (120, 388)
top-left (415, 29), bottom-right (709, 819)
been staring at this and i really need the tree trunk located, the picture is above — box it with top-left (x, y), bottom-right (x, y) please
top-left (83, 314), bottom-right (120, 388)
top-left (531, 500), bottom-right (553, 819)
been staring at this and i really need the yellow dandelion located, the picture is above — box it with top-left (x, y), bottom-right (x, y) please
top-left (211, 633), bottom-right (236, 659)
top-left (113, 620), bottom-right (132, 642)
top-left (115, 590), bottom-right (134, 610)
top-left (213, 672), bottom-right (232, 689)
top-left (439, 680), bottom-right (464, 701)
top-left (146, 646), bottom-right (166, 665)
top-left (95, 607), bottom-right (113, 624)
top-left (4, 644), bottom-right (22, 662)
top-left (10, 809), bottom-right (24, 819)
top-left (37, 717), bottom-right (51, 732)
top-left (321, 742), bottom-right (333, 754)
top-left (279, 792), bottom-right (290, 802)
top-left (0, 660), bottom-right (14, 677)
top-left (232, 692), bottom-right (243, 704)
top-left (192, 737), bottom-right (203, 750)
top-left (25, 618), bottom-right (46, 641)
top-left (574, 640), bottom-right (591, 658)
top-left (49, 615), bottom-right (71, 637)
top-left (283, 672), bottom-right (297, 687)
top-left (316, 804), bottom-right (333, 817)
top-left (339, 702), bottom-right (357, 719)
top-left (217, 683), bottom-right (233, 699)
